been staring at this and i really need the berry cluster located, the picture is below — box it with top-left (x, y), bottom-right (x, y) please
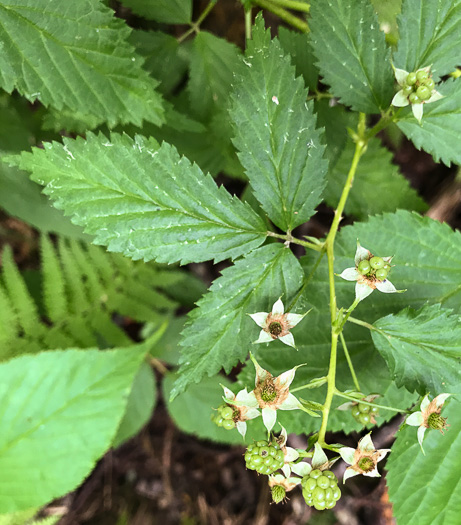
top-left (352, 402), bottom-right (379, 425)
top-left (357, 256), bottom-right (390, 281)
top-left (302, 469), bottom-right (341, 511)
top-left (245, 440), bottom-right (285, 475)
top-left (401, 70), bottom-right (435, 104)
top-left (212, 404), bottom-right (236, 430)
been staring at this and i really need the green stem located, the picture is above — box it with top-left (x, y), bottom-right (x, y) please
top-left (244, 7), bottom-right (253, 40)
top-left (251, 0), bottom-right (309, 32)
top-left (177, 1), bottom-right (215, 43)
top-left (337, 297), bottom-right (360, 332)
top-left (347, 316), bottom-right (375, 331)
top-left (268, 0), bottom-right (311, 13)
top-left (334, 390), bottom-right (409, 413)
top-left (291, 376), bottom-right (327, 393)
top-left (317, 114), bottom-right (367, 446)
top-left (266, 231), bottom-right (324, 252)
top-left (339, 332), bottom-right (360, 392)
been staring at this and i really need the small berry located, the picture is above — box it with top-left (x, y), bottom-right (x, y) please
top-left (370, 256), bottom-right (384, 270)
top-left (245, 440), bottom-right (284, 475)
top-left (402, 85), bottom-right (413, 96)
top-left (416, 70), bottom-right (429, 82)
top-left (316, 476), bottom-right (330, 489)
top-left (416, 85), bottom-right (432, 101)
top-left (409, 92), bottom-right (421, 104)
top-left (424, 78), bottom-right (435, 90)
top-left (221, 406), bottom-right (233, 419)
top-left (375, 268), bottom-right (388, 281)
top-left (302, 468), bottom-right (340, 510)
top-left (222, 419), bottom-right (235, 430)
top-left (358, 402), bottom-right (370, 413)
top-left (358, 260), bottom-right (371, 275)
top-left (406, 72), bottom-right (417, 85)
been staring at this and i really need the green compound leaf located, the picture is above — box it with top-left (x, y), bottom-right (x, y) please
top-left (396, 78), bottom-right (461, 166)
top-left (310, 0), bottom-right (394, 113)
top-left (393, 0), bottom-right (461, 79)
top-left (8, 133), bottom-right (267, 264)
top-left (371, 305), bottom-right (461, 395)
top-left (0, 346), bottom-right (145, 513)
top-left (324, 138), bottom-right (427, 219)
top-left (242, 210), bottom-right (461, 435)
top-left (170, 244), bottom-right (304, 400)
top-left (188, 32), bottom-right (241, 122)
top-left (387, 395), bottom-right (461, 525)
top-left (113, 362), bottom-right (157, 447)
top-left (0, 0), bottom-right (164, 128)
top-left (119, 0), bottom-right (192, 24)
top-left (230, 16), bottom-right (327, 231)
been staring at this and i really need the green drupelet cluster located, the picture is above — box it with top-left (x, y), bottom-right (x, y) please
top-left (302, 469), bottom-right (341, 510)
top-left (401, 70), bottom-right (435, 104)
top-left (244, 440), bottom-right (285, 475)
top-left (211, 404), bottom-right (236, 430)
top-left (352, 402), bottom-right (379, 425)
top-left (357, 256), bottom-right (390, 281)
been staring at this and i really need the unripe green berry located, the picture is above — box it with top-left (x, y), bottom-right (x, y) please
top-left (402, 85), bottom-right (413, 96)
top-left (370, 256), bottom-right (385, 269)
top-left (375, 268), bottom-right (388, 281)
top-left (312, 486), bottom-right (325, 503)
top-left (383, 263), bottom-right (391, 270)
top-left (351, 406), bottom-right (361, 418)
top-left (406, 72), bottom-right (417, 85)
top-left (303, 477), bottom-right (317, 492)
top-left (359, 413), bottom-right (371, 425)
top-left (358, 260), bottom-right (371, 275)
top-left (317, 476), bottom-right (330, 489)
top-left (332, 486), bottom-right (341, 501)
top-left (416, 85), bottom-right (432, 101)
top-left (358, 402), bottom-right (370, 413)
top-left (424, 78), bottom-right (435, 90)
top-left (310, 469), bottom-right (322, 479)
top-left (427, 412), bottom-right (447, 431)
top-left (370, 406), bottom-right (379, 415)
top-left (324, 487), bottom-right (334, 502)
top-left (409, 92), bottom-right (421, 104)
top-left (245, 440), bottom-right (284, 475)
top-left (416, 70), bottom-right (429, 81)
top-left (222, 419), bottom-right (235, 430)
top-left (314, 500), bottom-right (326, 511)
top-left (323, 470), bottom-right (336, 480)
top-left (221, 406), bottom-right (233, 419)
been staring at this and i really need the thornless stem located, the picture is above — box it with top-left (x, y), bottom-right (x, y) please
top-left (251, 0), bottom-right (309, 32)
top-left (339, 332), bottom-right (360, 392)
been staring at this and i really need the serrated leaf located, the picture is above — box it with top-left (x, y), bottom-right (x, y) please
top-left (396, 78), bottom-right (461, 166)
top-left (314, 99), bottom-right (349, 170)
top-left (278, 27), bottom-right (319, 91)
top-left (324, 138), bottom-right (427, 219)
top-left (371, 305), bottom-right (461, 395)
top-left (387, 395), bottom-right (461, 525)
top-left (170, 244), bottom-right (304, 400)
top-left (0, 347), bottom-right (145, 512)
top-left (240, 210), bottom-right (461, 435)
top-left (230, 16), bottom-right (327, 231)
top-left (187, 32), bottom-right (240, 121)
top-left (129, 30), bottom-right (188, 94)
top-left (310, 0), bottom-right (394, 113)
top-left (8, 133), bottom-right (267, 264)
top-left (113, 362), bottom-right (157, 447)
top-left (371, 0), bottom-right (402, 46)
top-left (0, 0), bottom-right (164, 128)
top-left (120, 0), bottom-right (192, 24)
top-left (393, 0), bottom-right (461, 79)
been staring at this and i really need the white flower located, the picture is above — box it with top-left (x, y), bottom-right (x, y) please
top-left (406, 393), bottom-right (451, 454)
top-left (391, 66), bottom-right (443, 123)
top-left (249, 298), bottom-right (308, 349)
top-left (249, 353), bottom-right (304, 433)
top-left (220, 385), bottom-right (260, 439)
top-left (339, 241), bottom-right (404, 301)
top-left (339, 434), bottom-right (390, 483)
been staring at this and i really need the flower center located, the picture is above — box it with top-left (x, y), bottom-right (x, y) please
top-left (261, 382), bottom-right (278, 402)
top-left (271, 485), bottom-right (286, 504)
top-left (427, 412), bottom-right (447, 431)
top-left (358, 457), bottom-right (375, 472)
top-left (268, 321), bottom-right (283, 336)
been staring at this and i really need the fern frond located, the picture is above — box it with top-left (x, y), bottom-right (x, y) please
top-left (40, 235), bottom-right (67, 323)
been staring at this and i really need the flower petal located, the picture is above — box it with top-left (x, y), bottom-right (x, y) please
top-left (406, 411), bottom-right (424, 427)
top-left (355, 282), bottom-right (374, 301)
top-left (282, 464), bottom-right (291, 477)
top-left (375, 279), bottom-right (401, 294)
top-left (363, 466), bottom-right (381, 478)
top-left (339, 447), bottom-right (356, 465)
top-left (279, 332), bottom-right (296, 348)
top-left (250, 353), bottom-right (270, 385)
top-left (272, 298), bottom-right (284, 315)
top-left (412, 102), bottom-right (424, 123)
top-left (377, 448), bottom-right (391, 462)
top-left (254, 330), bottom-right (274, 344)
top-left (355, 242), bottom-right (370, 266)
top-left (340, 267), bottom-right (360, 281)
top-left (262, 407), bottom-right (277, 433)
top-left (245, 407), bottom-right (261, 420)
top-left (276, 367), bottom-right (300, 389)
top-left (392, 90), bottom-right (410, 107)
top-left (427, 90), bottom-right (444, 104)
top-left (312, 443), bottom-right (329, 469)
top-left (420, 394), bottom-right (431, 411)
top-left (286, 313), bottom-right (305, 327)
top-left (434, 393), bottom-right (451, 408)
top-left (236, 421), bottom-right (247, 438)
top-left (417, 425), bottom-right (427, 452)
top-left (279, 393), bottom-right (303, 411)
top-left (249, 312), bottom-right (269, 328)
top-left (284, 447), bottom-right (299, 463)
top-left (222, 385), bottom-right (235, 400)
top-left (343, 467), bottom-right (360, 483)
top-left (382, 256), bottom-right (393, 263)
top-left (358, 433), bottom-right (375, 453)
top-left (291, 462), bottom-right (311, 477)
top-left (393, 67), bottom-right (409, 86)
top-left (337, 401), bottom-right (354, 411)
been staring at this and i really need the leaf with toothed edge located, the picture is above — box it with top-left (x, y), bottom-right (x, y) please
top-left (6, 133), bottom-right (267, 265)
top-left (170, 244), bottom-right (305, 400)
